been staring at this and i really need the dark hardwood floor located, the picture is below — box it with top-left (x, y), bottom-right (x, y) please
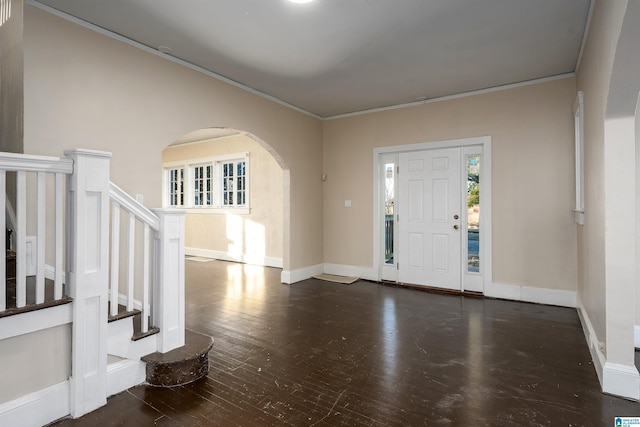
top-left (51, 259), bottom-right (640, 426)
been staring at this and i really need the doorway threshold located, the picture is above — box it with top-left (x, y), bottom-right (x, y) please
top-left (378, 280), bottom-right (484, 298)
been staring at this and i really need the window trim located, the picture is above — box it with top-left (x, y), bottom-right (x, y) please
top-left (573, 91), bottom-right (585, 225)
top-left (164, 166), bottom-right (185, 208)
top-left (190, 163), bottom-right (214, 207)
top-left (163, 152), bottom-right (250, 214)
top-left (219, 159), bottom-right (247, 208)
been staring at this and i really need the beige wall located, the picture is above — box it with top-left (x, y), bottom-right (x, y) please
top-left (575, 0), bottom-right (628, 346)
top-left (162, 135), bottom-right (284, 262)
top-left (323, 78), bottom-right (577, 291)
top-left (23, 5), bottom-right (323, 273)
top-left (14, 5), bottom-right (321, 406)
top-left (0, 0), bottom-right (23, 154)
top-left (0, 325), bottom-right (71, 403)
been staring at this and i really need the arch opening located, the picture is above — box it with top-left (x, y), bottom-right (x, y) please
top-left (161, 127), bottom-right (290, 274)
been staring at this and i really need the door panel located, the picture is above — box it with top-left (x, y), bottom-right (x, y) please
top-left (408, 233), bottom-right (424, 268)
top-left (408, 181), bottom-right (424, 221)
top-left (398, 148), bottom-right (461, 290)
top-left (432, 179), bottom-right (448, 222)
top-left (432, 234), bottom-right (449, 272)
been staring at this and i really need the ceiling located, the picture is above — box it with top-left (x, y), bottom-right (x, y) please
top-left (32, 0), bottom-right (592, 118)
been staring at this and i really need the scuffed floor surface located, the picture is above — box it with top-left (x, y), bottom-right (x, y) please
top-left (52, 260), bottom-right (640, 426)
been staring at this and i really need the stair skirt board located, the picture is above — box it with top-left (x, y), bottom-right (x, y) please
top-left (107, 359), bottom-right (146, 397)
top-left (0, 381), bottom-right (70, 427)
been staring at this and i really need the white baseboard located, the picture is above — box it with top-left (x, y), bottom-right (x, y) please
top-left (281, 264), bottom-right (324, 284)
top-left (576, 296), bottom-right (606, 386)
top-left (186, 247), bottom-right (283, 268)
top-left (106, 359), bottom-right (146, 398)
top-left (281, 264), bottom-right (579, 309)
top-left (318, 264), bottom-right (577, 308)
top-left (577, 298), bottom-right (640, 400)
top-left (323, 263), bottom-right (377, 281)
top-left (603, 362), bottom-right (640, 400)
top-left (0, 381), bottom-right (70, 427)
top-left (485, 282), bottom-right (576, 308)
top-left (635, 325), bottom-right (640, 349)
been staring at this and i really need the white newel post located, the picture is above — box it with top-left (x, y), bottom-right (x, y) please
top-left (152, 208), bottom-right (186, 353)
top-left (65, 149), bottom-right (112, 418)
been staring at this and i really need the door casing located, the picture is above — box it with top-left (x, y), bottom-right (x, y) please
top-left (373, 136), bottom-right (491, 293)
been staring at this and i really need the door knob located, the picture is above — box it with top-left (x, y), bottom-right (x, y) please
top-left (453, 214), bottom-right (459, 219)
top-left (453, 224), bottom-right (459, 230)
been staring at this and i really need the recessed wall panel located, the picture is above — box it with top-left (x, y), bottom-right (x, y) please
top-left (85, 296), bottom-right (100, 375)
top-left (86, 192), bottom-right (101, 273)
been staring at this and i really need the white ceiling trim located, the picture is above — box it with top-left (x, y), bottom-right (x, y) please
top-left (28, 0), bottom-right (582, 122)
top-left (27, 0), bottom-right (322, 120)
top-left (574, 0), bottom-right (595, 73)
top-left (325, 73), bottom-right (576, 121)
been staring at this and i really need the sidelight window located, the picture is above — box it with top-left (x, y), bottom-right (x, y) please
top-left (467, 156), bottom-right (480, 273)
top-left (384, 163), bottom-right (395, 264)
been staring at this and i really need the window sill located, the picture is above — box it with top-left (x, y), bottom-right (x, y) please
top-left (184, 207), bottom-right (250, 215)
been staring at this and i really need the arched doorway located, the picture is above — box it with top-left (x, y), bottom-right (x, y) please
top-left (161, 127), bottom-right (289, 271)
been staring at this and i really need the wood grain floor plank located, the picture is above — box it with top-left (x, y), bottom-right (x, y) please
top-left (50, 259), bottom-right (640, 426)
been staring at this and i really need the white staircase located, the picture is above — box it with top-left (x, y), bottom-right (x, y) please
top-left (0, 149), bottom-right (186, 426)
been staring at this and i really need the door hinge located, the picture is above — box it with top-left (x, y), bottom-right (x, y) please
top-left (397, 263), bottom-right (399, 270)
top-left (397, 214), bottom-right (399, 222)
top-left (396, 165), bottom-right (399, 174)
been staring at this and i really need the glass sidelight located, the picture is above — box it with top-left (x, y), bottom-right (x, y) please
top-left (384, 163), bottom-right (395, 264)
top-left (467, 156), bottom-right (480, 273)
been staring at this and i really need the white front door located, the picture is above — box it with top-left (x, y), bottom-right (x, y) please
top-left (398, 147), bottom-right (462, 290)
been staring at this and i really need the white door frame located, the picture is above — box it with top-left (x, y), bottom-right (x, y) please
top-left (372, 136), bottom-right (492, 293)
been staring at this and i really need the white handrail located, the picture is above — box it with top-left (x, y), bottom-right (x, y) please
top-left (109, 182), bottom-right (160, 231)
top-left (0, 152), bottom-right (73, 174)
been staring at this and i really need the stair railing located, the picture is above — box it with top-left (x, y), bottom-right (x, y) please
top-left (109, 182), bottom-right (159, 333)
top-left (0, 152), bottom-right (73, 312)
top-left (0, 149), bottom-right (185, 419)
top-left (108, 182), bottom-right (186, 349)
